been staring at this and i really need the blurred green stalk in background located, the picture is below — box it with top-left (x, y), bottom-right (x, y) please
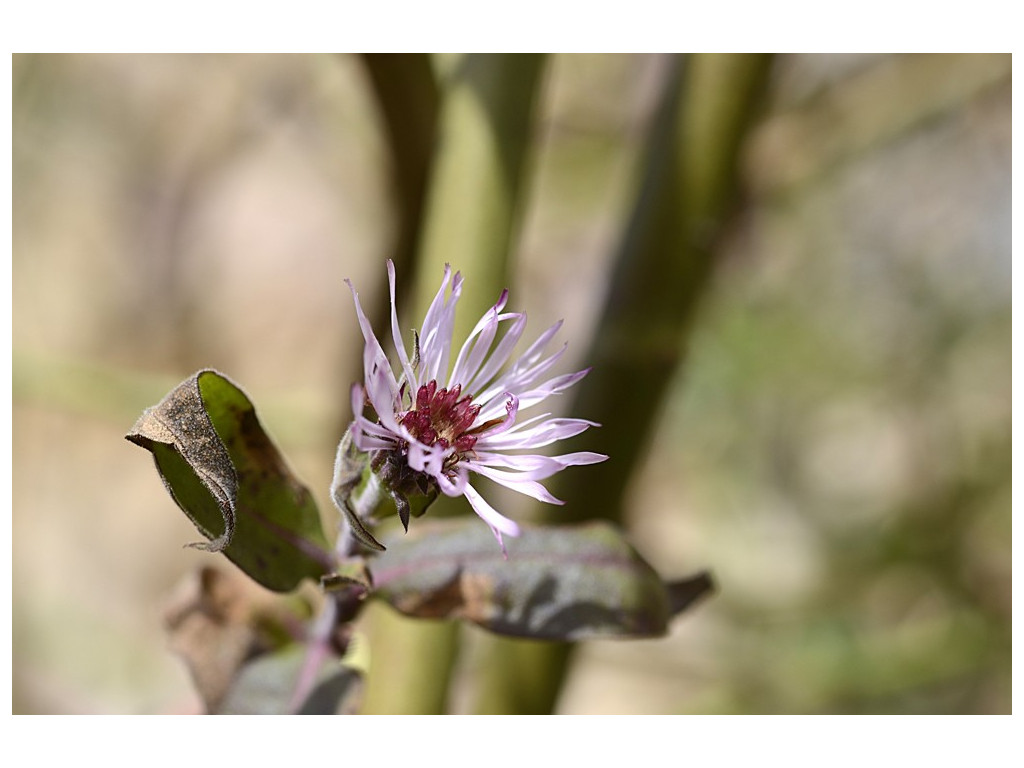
top-left (471, 53), bottom-right (775, 715)
top-left (358, 53), bottom-right (547, 715)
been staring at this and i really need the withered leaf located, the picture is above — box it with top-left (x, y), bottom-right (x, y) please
top-left (127, 369), bottom-right (333, 592)
top-left (163, 566), bottom-right (261, 712)
top-left (368, 518), bottom-right (713, 641)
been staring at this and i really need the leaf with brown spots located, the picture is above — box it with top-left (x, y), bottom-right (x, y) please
top-left (368, 518), bottom-right (713, 640)
top-left (127, 370), bottom-right (333, 592)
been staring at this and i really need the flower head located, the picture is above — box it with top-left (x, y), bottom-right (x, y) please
top-left (345, 260), bottom-right (606, 552)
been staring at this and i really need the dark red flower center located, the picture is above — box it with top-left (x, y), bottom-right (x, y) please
top-left (399, 380), bottom-right (481, 453)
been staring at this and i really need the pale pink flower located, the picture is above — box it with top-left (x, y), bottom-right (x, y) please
top-left (345, 260), bottom-right (606, 551)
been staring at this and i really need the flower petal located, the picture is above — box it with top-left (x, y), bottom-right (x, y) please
top-left (464, 462), bottom-right (564, 505)
top-left (387, 259), bottom-right (416, 388)
top-left (363, 350), bottom-right (402, 433)
top-left (420, 268), bottom-right (463, 382)
top-left (351, 431), bottom-right (396, 452)
top-left (347, 279), bottom-right (391, 370)
top-left (511, 318), bottom-right (563, 372)
top-left (406, 440), bottom-right (449, 477)
top-left (475, 417), bottom-right (600, 451)
top-left (448, 304), bottom-right (502, 389)
top-left (470, 450), bottom-right (608, 479)
top-left (448, 304), bottom-right (521, 392)
top-left (477, 340), bottom-right (568, 406)
top-left (463, 483), bottom-right (521, 538)
top-left (435, 464), bottom-right (469, 497)
top-left (503, 367), bottom-right (592, 415)
top-left (465, 311), bottom-right (527, 394)
top-left (473, 393), bottom-right (519, 438)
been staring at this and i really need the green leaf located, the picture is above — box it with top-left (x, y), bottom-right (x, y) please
top-left (126, 369), bottom-right (333, 592)
top-left (218, 644), bottom-right (363, 715)
top-left (368, 518), bottom-right (712, 640)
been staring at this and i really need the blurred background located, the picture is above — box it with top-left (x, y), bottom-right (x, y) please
top-left (12, 53), bottom-right (1010, 714)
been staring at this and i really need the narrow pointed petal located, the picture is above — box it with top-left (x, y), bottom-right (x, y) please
top-left (465, 312), bottom-right (527, 393)
top-left (475, 417), bottom-right (600, 451)
top-left (435, 464), bottom-right (469, 497)
top-left (353, 417), bottom-right (398, 442)
top-left (449, 291), bottom-right (510, 386)
top-left (418, 265), bottom-right (457, 382)
top-left (505, 368), bottom-right (593, 414)
top-left (387, 259), bottom-right (416, 387)
top-left (350, 382), bottom-right (365, 416)
top-left (347, 278), bottom-right (398, 399)
top-left (351, 432), bottom-right (396, 452)
top-left (464, 484), bottom-right (520, 537)
top-left (476, 342), bottom-right (568, 407)
top-left (511, 319), bottom-right (563, 374)
top-left (473, 394), bottom-right (519, 439)
top-left (470, 450), bottom-right (608, 479)
top-left (493, 527), bottom-right (509, 559)
top-left (418, 263), bottom-right (453, 344)
top-left (476, 362), bottom-right (587, 422)
top-left (424, 271), bottom-right (464, 382)
top-left (448, 307), bottom-right (501, 389)
top-left (406, 440), bottom-right (448, 477)
top-left (465, 462), bottom-right (564, 505)
top-left (363, 351), bottom-right (401, 433)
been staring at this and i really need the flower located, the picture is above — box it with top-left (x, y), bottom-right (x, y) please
top-left (344, 260), bottom-right (606, 552)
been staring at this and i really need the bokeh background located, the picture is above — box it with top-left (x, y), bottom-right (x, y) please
top-left (12, 53), bottom-right (1011, 714)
